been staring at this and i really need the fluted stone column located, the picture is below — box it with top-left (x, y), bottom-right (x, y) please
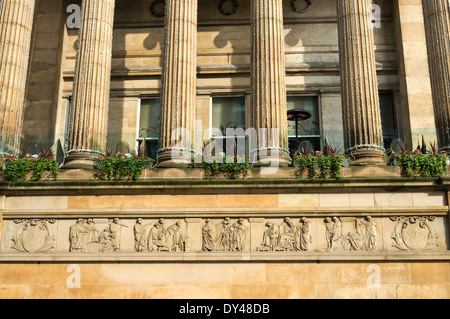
top-left (157, 0), bottom-right (197, 167)
top-left (337, 0), bottom-right (384, 165)
top-left (250, 0), bottom-right (290, 167)
top-left (423, 0), bottom-right (450, 150)
top-left (63, 0), bottom-right (115, 169)
top-left (0, 0), bottom-right (36, 157)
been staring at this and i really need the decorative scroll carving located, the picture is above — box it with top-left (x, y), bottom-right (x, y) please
top-left (343, 216), bottom-right (377, 251)
top-left (11, 219), bottom-right (56, 253)
top-left (258, 217), bottom-right (312, 252)
top-left (218, 0), bottom-right (239, 16)
top-left (202, 218), bottom-right (247, 252)
top-left (147, 218), bottom-right (186, 252)
top-left (390, 216), bottom-right (438, 251)
top-left (291, 0), bottom-right (312, 14)
top-left (150, 0), bottom-right (165, 18)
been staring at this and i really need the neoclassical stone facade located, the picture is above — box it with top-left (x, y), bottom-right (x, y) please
top-left (0, 0), bottom-right (449, 299)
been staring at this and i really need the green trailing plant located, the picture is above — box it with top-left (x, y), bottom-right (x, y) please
top-left (2, 151), bottom-right (59, 183)
top-left (293, 151), bottom-right (347, 179)
top-left (193, 153), bottom-right (250, 180)
top-left (392, 147), bottom-right (449, 178)
top-left (97, 152), bottom-right (155, 181)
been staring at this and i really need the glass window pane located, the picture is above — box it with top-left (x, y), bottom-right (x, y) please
top-left (379, 92), bottom-right (399, 149)
top-left (139, 99), bottom-right (160, 139)
top-left (212, 96), bottom-right (246, 136)
top-left (286, 96), bottom-right (320, 137)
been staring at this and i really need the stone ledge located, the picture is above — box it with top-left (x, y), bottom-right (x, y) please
top-left (0, 250), bottom-right (449, 262)
top-left (2, 206), bottom-right (448, 219)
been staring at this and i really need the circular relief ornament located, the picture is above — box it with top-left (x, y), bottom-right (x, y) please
top-left (291, 0), bottom-right (312, 14)
top-left (219, 0), bottom-right (239, 16)
top-left (150, 0), bottom-right (165, 18)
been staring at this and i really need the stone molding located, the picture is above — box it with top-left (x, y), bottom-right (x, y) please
top-left (1, 215), bottom-right (447, 257)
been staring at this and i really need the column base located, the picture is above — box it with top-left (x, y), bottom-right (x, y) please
top-left (62, 151), bottom-right (100, 170)
top-left (253, 148), bottom-right (292, 168)
top-left (156, 149), bottom-right (193, 168)
top-left (349, 147), bottom-right (385, 166)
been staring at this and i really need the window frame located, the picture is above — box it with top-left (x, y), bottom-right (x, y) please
top-left (136, 96), bottom-right (161, 158)
top-left (286, 93), bottom-right (323, 152)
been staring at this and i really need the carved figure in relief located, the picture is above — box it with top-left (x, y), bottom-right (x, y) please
top-left (98, 218), bottom-right (127, 253)
top-left (69, 219), bottom-right (89, 252)
top-left (69, 218), bottom-right (101, 253)
top-left (201, 218), bottom-right (246, 252)
top-left (258, 217), bottom-right (312, 252)
top-left (147, 218), bottom-right (186, 252)
top-left (85, 218), bottom-right (100, 252)
top-left (294, 217), bottom-right (312, 251)
top-left (165, 221), bottom-right (185, 252)
top-left (134, 218), bottom-right (152, 252)
top-left (325, 217), bottom-right (342, 251)
top-left (202, 219), bottom-right (216, 251)
top-left (261, 221), bottom-right (279, 251)
top-left (11, 219), bottom-right (56, 253)
top-left (357, 216), bottom-right (377, 251)
top-left (229, 218), bottom-right (246, 251)
top-left (278, 217), bottom-right (296, 250)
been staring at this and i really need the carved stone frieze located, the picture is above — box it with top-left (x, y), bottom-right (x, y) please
top-left (2, 214), bottom-right (446, 255)
top-left (258, 217), bottom-right (312, 252)
top-left (11, 219), bottom-right (56, 253)
top-left (342, 216), bottom-right (378, 252)
top-left (202, 218), bottom-right (247, 252)
top-left (69, 218), bottom-right (127, 253)
top-left (324, 217), bottom-right (342, 251)
top-left (390, 216), bottom-right (439, 251)
top-left (146, 218), bottom-right (186, 252)
top-left (69, 218), bottom-right (100, 253)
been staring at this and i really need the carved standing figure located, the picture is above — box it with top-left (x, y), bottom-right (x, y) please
top-left (261, 221), bottom-right (279, 251)
top-left (325, 217), bottom-right (342, 251)
top-left (69, 219), bottom-right (89, 252)
top-left (134, 218), bottom-right (150, 252)
top-left (295, 217), bottom-right (312, 251)
top-left (357, 216), bottom-right (377, 251)
top-left (229, 218), bottom-right (246, 252)
top-left (278, 217), bottom-right (296, 251)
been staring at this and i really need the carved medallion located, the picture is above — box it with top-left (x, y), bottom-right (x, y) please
top-left (150, 0), bottom-right (165, 18)
top-left (218, 0), bottom-right (239, 16)
top-left (390, 216), bottom-right (438, 251)
top-left (291, 0), bottom-right (312, 14)
top-left (11, 219), bottom-right (56, 253)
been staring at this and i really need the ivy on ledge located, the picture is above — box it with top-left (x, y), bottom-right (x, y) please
top-left (2, 155), bottom-right (59, 183)
top-left (391, 149), bottom-right (449, 178)
top-left (97, 153), bottom-right (156, 181)
top-left (190, 153), bottom-right (250, 180)
top-left (293, 151), bottom-right (347, 179)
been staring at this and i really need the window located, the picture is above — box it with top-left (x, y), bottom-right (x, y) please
top-left (211, 96), bottom-right (246, 155)
top-left (379, 92), bottom-right (399, 150)
top-left (137, 98), bottom-right (160, 159)
top-left (286, 95), bottom-right (321, 155)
